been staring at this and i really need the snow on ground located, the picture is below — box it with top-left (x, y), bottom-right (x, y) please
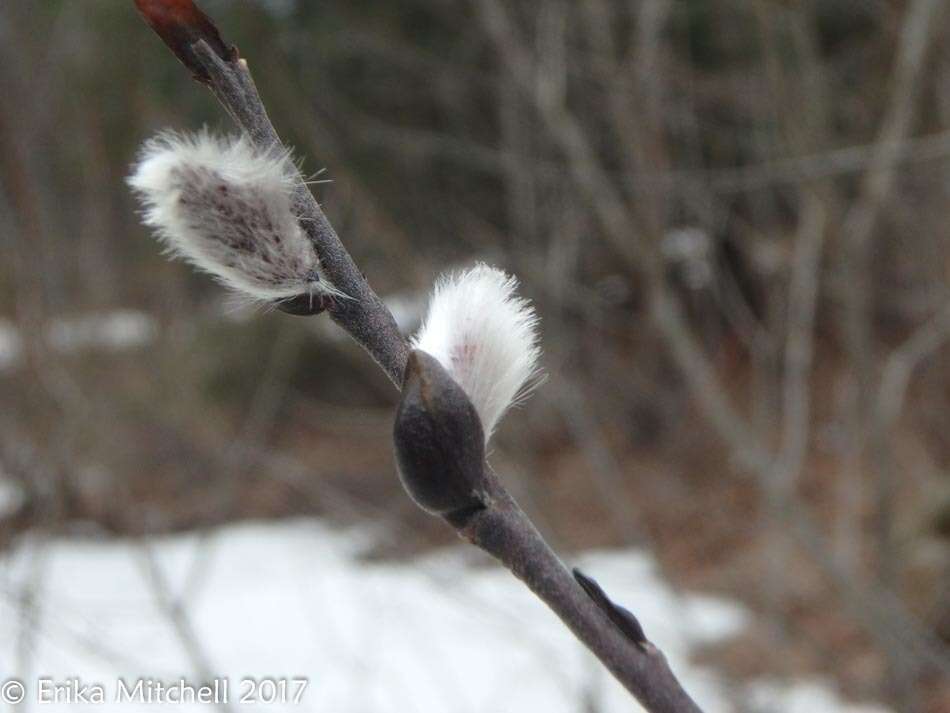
top-left (0, 319), bottom-right (22, 372)
top-left (0, 296), bottom-right (419, 372)
top-left (0, 311), bottom-right (158, 375)
top-left (0, 520), bottom-right (889, 713)
top-left (0, 475), bottom-right (24, 519)
top-left (46, 310), bottom-right (156, 354)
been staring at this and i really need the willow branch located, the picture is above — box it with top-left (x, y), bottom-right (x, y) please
top-left (195, 43), bottom-right (409, 385)
top-left (134, 3), bottom-right (704, 711)
top-left (461, 484), bottom-right (701, 713)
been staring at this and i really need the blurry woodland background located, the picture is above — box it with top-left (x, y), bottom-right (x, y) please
top-left (1, 1), bottom-right (949, 711)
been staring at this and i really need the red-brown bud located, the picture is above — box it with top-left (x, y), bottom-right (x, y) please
top-left (134, 0), bottom-right (236, 83)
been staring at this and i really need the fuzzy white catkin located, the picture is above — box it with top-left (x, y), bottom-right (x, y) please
top-left (412, 264), bottom-right (542, 441)
top-left (128, 131), bottom-right (336, 303)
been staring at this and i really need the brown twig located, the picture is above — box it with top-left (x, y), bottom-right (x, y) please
top-left (133, 2), bottom-right (704, 710)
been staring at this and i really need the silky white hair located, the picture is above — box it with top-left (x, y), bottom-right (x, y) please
top-left (128, 131), bottom-right (336, 303)
top-left (412, 264), bottom-right (542, 441)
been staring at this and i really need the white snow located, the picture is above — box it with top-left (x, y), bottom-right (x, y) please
top-left (47, 310), bottom-right (157, 353)
top-left (383, 291), bottom-right (426, 334)
top-left (0, 311), bottom-right (158, 375)
top-left (0, 473), bottom-right (24, 519)
top-left (0, 520), bottom-right (890, 713)
top-left (0, 318), bottom-right (22, 371)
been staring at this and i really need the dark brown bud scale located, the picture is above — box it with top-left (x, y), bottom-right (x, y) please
top-left (574, 568), bottom-right (650, 650)
top-left (276, 292), bottom-right (332, 316)
top-left (393, 350), bottom-right (488, 520)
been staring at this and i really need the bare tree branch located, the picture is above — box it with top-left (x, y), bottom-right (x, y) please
top-left (138, 544), bottom-right (233, 713)
top-left (473, 0), bottom-right (950, 683)
top-left (874, 300), bottom-right (950, 434)
top-left (835, 0), bottom-right (943, 606)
